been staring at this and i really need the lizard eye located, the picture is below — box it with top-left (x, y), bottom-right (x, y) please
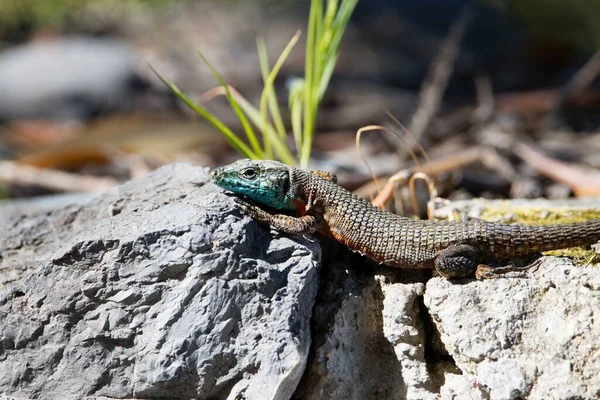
top-left (241, 168), bottom-right (257, 179)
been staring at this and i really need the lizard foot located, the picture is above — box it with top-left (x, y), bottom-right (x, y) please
top-left (232, 196), bottom-right (320, 235)
top-left (475, 257), bottom-right (544, 280)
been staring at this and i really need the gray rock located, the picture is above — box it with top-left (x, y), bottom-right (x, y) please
top-left (295, 265), bottom-right (435, 400)
top-left (431, 197), bottom-right (600, 221)
top-left (381, 280), bottom-right (437, 400)
top-left (295, 267), bottom-right (405, 400)
top-left (0, 163), bottom-right (320, 399)
top-left (0, 193), bottom-right (96, 224)
top-left (425, 258), bottom-right (600, 399)
top-left (0, 37), bottom-right (144, 120)
top-left (2, 168), bottom-right (599, 400)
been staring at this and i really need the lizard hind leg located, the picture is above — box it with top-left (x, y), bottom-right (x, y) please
top-left (434, 244), bottom-right (483, 279)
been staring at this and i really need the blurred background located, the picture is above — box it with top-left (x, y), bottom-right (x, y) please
top-left (1, 0), bottom-right (600, 216)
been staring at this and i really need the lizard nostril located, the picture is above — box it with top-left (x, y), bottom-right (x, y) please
top-left (210, 169), bottom-right (219, 179)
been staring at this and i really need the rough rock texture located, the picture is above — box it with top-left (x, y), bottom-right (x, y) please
top-left (295, 271), bottom-right (438, 400)
top-left (426, 258), bottom-right (600, 400)
top-left (293, 264), bottom-right (456, 400)
top-left (1, 164), bottom-right (599, 400)
top-left (0, 164), bottom-right (320, 399)
top-left (295, 266), bottom-right (408, 400)
top-left (380, 280), bottom-right (436, 400)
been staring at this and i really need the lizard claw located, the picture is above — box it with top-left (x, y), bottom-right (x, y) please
top-left (231, 196), bottom-right (253, 211)
top-left (231, 196), bottom-right (266, 222)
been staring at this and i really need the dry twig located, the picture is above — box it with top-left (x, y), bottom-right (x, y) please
top-left (0, 161), bottom-right (118, 193)
top-left (558, 49), bottom-right (600, 108)
top-left (513, 143), bottom-right (600, 197)
top-left (366, 146), bottom-right (512, 209)
top-left (408, 10), bottom-right (471, 139)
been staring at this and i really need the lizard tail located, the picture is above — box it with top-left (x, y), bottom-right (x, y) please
top-left (490, 219), bottom-right (600, 258)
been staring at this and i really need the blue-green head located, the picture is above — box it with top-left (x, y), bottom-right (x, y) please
top-left (210, 159), bottom-right (296, 210)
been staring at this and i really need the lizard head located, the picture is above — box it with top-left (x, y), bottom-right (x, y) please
top-left (210, 159), bottom-right (296, 210)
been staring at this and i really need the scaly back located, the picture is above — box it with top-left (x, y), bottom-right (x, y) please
top-left (291, 166), bottom-right (600, 266)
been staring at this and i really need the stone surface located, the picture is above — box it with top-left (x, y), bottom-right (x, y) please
top-left (431, 197), bottom-right (600, 221)
top-left (0, 37), bottom-right (146, 120)
top-left (0, 193), bottom-right (95, 223)
top-left (1, 166), bottom-right (599, 400)
top-left (426, 258), bottom-right (600, 400)
top-left (381, 280), bottom-right (436, 400)
top-left (295, 261), bottom-right (438, 400)
top-left (295, 266), bottom-right (405, 400)
top-left (0, 164), bottom-right (320, 399)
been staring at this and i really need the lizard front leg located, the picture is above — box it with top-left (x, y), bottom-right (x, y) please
top-left (233, 197), bottom-right (322, 234)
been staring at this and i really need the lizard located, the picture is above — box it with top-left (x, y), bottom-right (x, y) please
top-left (210, 158), bottom-right (600, 280)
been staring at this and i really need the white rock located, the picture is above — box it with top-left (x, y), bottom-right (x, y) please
top-left (426, 258), bottom-right (600, 399)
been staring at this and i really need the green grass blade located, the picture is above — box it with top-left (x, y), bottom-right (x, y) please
top-left (223, 85), bottom-right (296, 165)
top-left (258, 31), bottom-right (300, 146)
top-left (257, 37), bottom-right (287, 144)
top-left (150, 65), bottom-right (258, 158)
top-left (288, 78), bottom-right (304, 156)
top-left (197, 50), bottom-right (264, 159)
top-left (312, 2), bottom-right (326, 91)
top-left (154, 0), bottom-right (358, 169)
top-left (319, 0), bottom-right (358, 97)
top-left (257, 38), bottom-right (274, 159)
top-left (324, 0), bottom-right (339, 27)
top-left (301, 0), bottom-right (323, 168)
